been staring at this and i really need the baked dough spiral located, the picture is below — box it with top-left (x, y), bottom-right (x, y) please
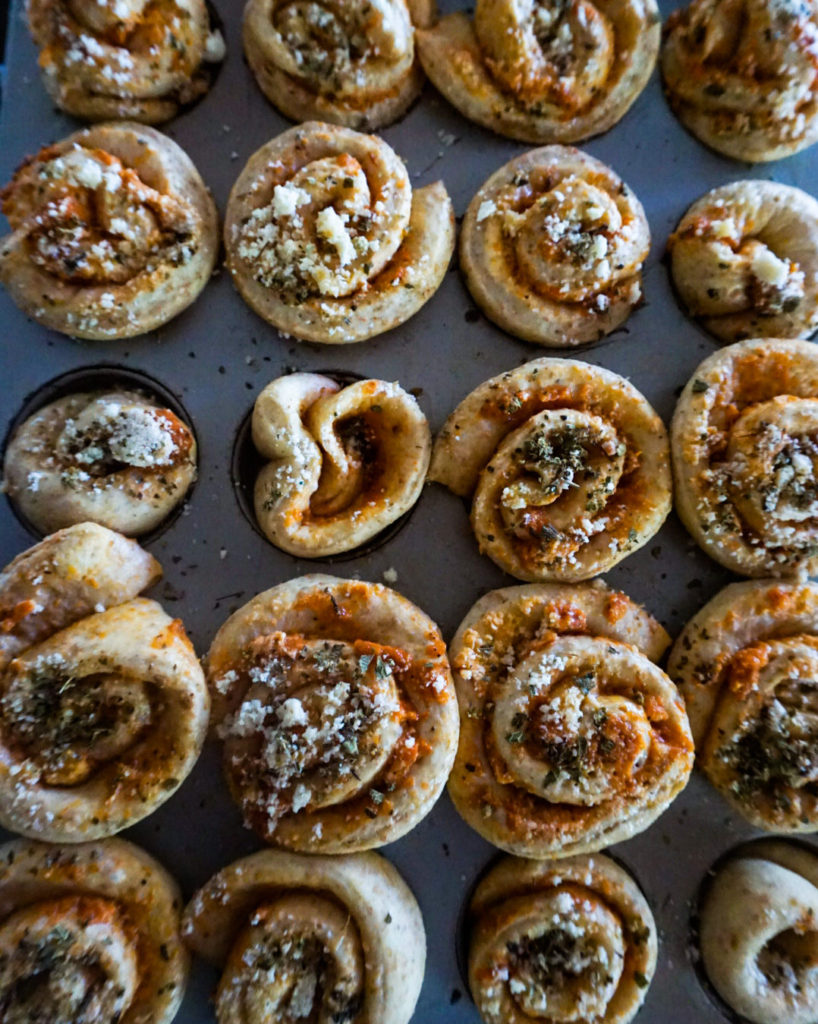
top-left (4, 389), bottom-right (197, 537)
top-left (699, 841), bottom-right (818, 1024)
top-left (429, 358), bottom-right (672, 582)
top-left (183, 848), bottom-right (425, 1024)
top-left (448, 581), bottom-right (693, 858)
top-left (0, 836), bottom-right (188, 1024)
top-left (668, 579), bottom-right (818, 832)
top-left (224, 122), bottom-right (454, 343)
top-left (205, 574), bottom-right (458, 852)
top-left (668, 181), bottom-right (818, 343)
top-left (0, 523), bottom-right (209, 841)
top-left (0, 122), bottom-right (218, 340)
top-left (27, 0), bottom-right (226, 124)
top-left (416, 0), bottom-right (660, 144)
top-left (252, 373), bottom-right (430, 557)
top-left (662, 0), bottom-right (818, 162)
top-left (460, 146), bottom-right (650, 346)
top-left (468, 853), bottom-right (657, 1024)
top-left (672, 339), bottom-right (818, 578)
top-left (243, 0), bottom-right (433, 130)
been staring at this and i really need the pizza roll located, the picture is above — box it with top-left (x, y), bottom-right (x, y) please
top-left (4, 389), bottom-right (197, 537)
top-left (416, 0), bottom-right (660, 144)
top-left (0, 525), bottom-right (209, 841)
top-left (183, 848), bottom-right (425, 1024)
top-left (448, 582), bottom-right (693, 858)
top-left (429, 358), bottom-right (671, 581)
top-left (668, 579), bottom-right (818, 832)
top-left (0, 836), bottom-right (187, 1024)
top-left (224, 121), bottom-right (454, 343)
top-left (27, 0), bottom-right (225, 124)
top-left (0, 122), bottom-right (218, 340)
top-left (460, 147), bottom-right (650, 347)
top-left (468, 853), bottom-right (657, 1024)
top-left (662, 0), bottom-right (818, 162)
top-left (243, 0), bottom-right (432, 130)
top-left (253, 373), bottom-right (431, 557)
top-left (668, 181), bottom-right (818, 343)
top-left (672, 339), bottom-right (818, 578)
top-left (205, 574), bottom-right (459, 852)
top-left (700, 841), bottom-right (818, 1024)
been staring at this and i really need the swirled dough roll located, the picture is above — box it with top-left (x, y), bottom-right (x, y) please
top-left (460, 147), bottom-right (649, 346)
top-left (700, 841), bottom-right (818, 1024)
top-left (668, 580), bottom-right (818, 831)
top-left (243, 0), bottom-right (432, 129)
top-left (0, 122), bottom-right (218, 340)
top-left (429, 359), bottom-right (671, 582)
top-left (668, 182), bottom-right (818, 342)
top-left (416, 0), bottom-right (659, 144)
top-left (0, 525), bottom-right (209, 841)
top-left (252, 373), bottom-right (430, 556)
top-left (4, 390), bottom-right (197, 537)
top-left (224, 122), bottom-right (454, 343)
top-left (183, 848), bottom-right (424, 1024)
top-left (662, 0), bottom-right (818, 162)
top-left (0, 836), bottom-right (188, 1024)
top-left (205, 574), bottom-right (459, 852)
top-left (448, 582), bottom-right (693, 857)
top-left (672, 339), bottom-right (818, 577)
top-left (469, 853), bottom-right (657, 1024)
top-left (27, 0), bottom-right (225, 124)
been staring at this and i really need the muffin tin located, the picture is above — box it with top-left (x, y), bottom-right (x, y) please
top-left (1, 0), bottom-right (816, 1021)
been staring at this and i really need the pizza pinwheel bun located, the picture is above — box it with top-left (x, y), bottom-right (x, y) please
top-left (205, 574), bottom-right (458, 852)
top-left (448, 581), bottom-right (693, 858)
top-left (0, 122), bottom-right (218, 340)
top-left (224, 122), bottom-right (454, 343)
top-left (252, 373), bottom-right (430, 557)
top-left (417, 0), bottom-right (660, 144)
top-left (429, 358), bottom-right (671, 581)
top-left (0, 836), bottom-right (188, 1024)
top-left (183, 847), bottom-right (425, 1024)
top-left (27, 0), bottom-right (225, 124)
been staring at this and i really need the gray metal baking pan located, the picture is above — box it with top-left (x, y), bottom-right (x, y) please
top-left (0, 0), bottom-right (816, 1020)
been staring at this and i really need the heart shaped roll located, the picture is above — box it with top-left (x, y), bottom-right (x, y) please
top-left (0, 836), bottom-right (187, 1024)
top-left (252, 373), bottom-right (430, 557)
top-left (448, 581), bottom-right (693, 857)
top-left (468, 853), bottom-right (657, 1024)
top-left (27, 0), bottom-right (225, 124)
top-left (672, 339), bottom-right (818, 578)
top-left (205, 574), bottom-right (458, 852)
top-left (183, 848), bottom-right (424, 1024)
top-left (0, 123), bottom-right (218, 340)
top-left (668, 579), bottom-right (818, 832)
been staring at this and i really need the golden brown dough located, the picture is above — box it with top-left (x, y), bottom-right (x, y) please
top-left (447, 581), bottom-right (693, 858)
top-left (668, 579), bottom-right (818, 832)
top-left (27, 0), bottom-right (225, 124)
top-left (667, 181), bottom-right (818, 342)
top-left (4, 390), bottom-right (197, 537)
top-left (469, 853), bottom-right (657, 1024)
top-left (252, 373), bottom-right (430, 557)
top-left (183, 848), bottom-right (425, 1024)
top-left (224, 122), bottom-right (454, 343)
top-left (460, 146), bottom-right (650, 346)
top-left (671, 339), bottom-right (818, 577)
top-left (0, 122), bottom-right (218, 340)
top-left (243, 0), bottom-right (433, 129)
top-left (417, 0), bottom-right (660, 144)
top-left (0, 836), bottom-right (188, 1024)
top-left (662, 0), bottom-right (818, 162)
top-left (429, 358), bottom-right (671, 582)
top-left (205, 574), bottom-right (458, 852)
